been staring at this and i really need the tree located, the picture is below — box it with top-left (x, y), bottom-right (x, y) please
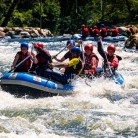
top-left (1, 0), bottom-right (20, 27)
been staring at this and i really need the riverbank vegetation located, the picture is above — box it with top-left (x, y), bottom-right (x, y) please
top-left (0, 0), bottom-right (138, 35)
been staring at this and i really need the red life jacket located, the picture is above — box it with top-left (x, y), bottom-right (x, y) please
top-left (84, 53), bottom-right (99, 70)
top-left (101, 27), bottom-right (107, 37)
top-left (104, 53), bottom-right (119, 68)
top-left (16, 51), bottom-right (31, 72)
top-left (111, 29), bottom-right (119, 37)
top-left (36, 50), bottom-right (51, 69)
top-left (82, 27), bottom-right (89, 37)
top-left (94, 28), bottom-right (100, 35)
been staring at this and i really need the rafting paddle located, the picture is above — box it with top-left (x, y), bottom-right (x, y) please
top-left (10, 55), bottom-right (32, 72)
top-left (52, 45), bottom-right (68, 59)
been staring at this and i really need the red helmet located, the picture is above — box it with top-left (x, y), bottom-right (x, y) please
top-left (35, 42), bottom-right (44, 49)
top-left (107, 45), bottom-right (116, 52)
top-left (84, 44), bottom-right (93, 51)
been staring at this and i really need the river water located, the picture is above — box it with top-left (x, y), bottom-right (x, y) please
top-left (0, 38), bottom-right (137, 138)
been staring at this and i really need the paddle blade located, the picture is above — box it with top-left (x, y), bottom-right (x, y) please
top-left (112, 72), bottom-right (124, 85)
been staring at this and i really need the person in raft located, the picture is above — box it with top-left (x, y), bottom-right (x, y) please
top-left (44, 47), bottom-right (83, 84)
top-left (97, 36), bottom-right (122, 75)
top-left (11, 43), bottom-right (37, 72)
top-left (90, 26), bottom-right (100, 37)
top-left (100, 24), bottom-right (107, 38)
top-left (108, 26), bottom-right (119, 37)
top-left (81, 24), bottom-right (89, 39)
top-left (30, 42), bottom-right (52, 76)
top-left (83, 44), bottom-right (99, 77)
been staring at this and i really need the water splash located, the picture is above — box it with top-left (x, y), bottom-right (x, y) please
top-left (0, 39), bottom-right (137, 137)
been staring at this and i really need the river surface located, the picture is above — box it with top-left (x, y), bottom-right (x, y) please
top-left (0, 38), bottom-right (137, 138)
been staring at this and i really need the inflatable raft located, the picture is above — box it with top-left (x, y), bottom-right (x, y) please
top-left (73, 34), bottom-right (128, 42)
top-left (0, 68), bottom-right (124, 98)
top-left (0, 72), bottom-right (73, 98)
top-left (0, 36), bottom-right (71, 43)
top-left (97, 67), bottom-right (124, 85)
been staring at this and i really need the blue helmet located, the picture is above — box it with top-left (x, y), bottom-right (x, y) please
top-left (71, 47), bottom-right (81, 55)
top-left (101, 24), bottom-right (105, 27)
top-left (21, 43), bottom-right (28, 48)
top-left (66, 40), bottom-right (75, 46)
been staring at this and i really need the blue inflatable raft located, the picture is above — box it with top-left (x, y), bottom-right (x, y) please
top-left (0, 68), bottom-right (124, 98)
top-left (73, 34), bottom-right (128, 42)
top-left (97, 67), bottom-right (124, 85)
top-left (0, 72), bottom-right (73, 98)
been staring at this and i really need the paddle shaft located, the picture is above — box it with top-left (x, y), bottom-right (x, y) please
top-left (104, 52), bottom-right (113, 75)
top-left (53, 45), bottom-right (68, 58)
top-left (16, 55), bottom-right (31, 68)
top-left (80, 43), bottom-right (85, 64)
top-left (9, 56), bottom-right (31, 73)
top-left (80, 42), bottom-right (93, 87)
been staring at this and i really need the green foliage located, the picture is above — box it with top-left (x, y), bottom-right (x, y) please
top-left (0, 0), bottom-right (138, 35)
top-left (8, 10), bottom-right (33, 27)
top-left (0, 0), bottom-right (11, 24)
top-left (42, 0), bottom-right (60, 32)
top-left (82, 1), bottom-right (102, 27)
